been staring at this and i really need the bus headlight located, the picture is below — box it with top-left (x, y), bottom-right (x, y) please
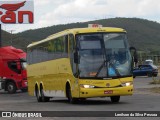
top-left (80, 84), bottom-right (95, 88)
top-left (121, 82), bottom-right (133, 87)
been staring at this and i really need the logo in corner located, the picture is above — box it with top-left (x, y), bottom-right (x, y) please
top-left (0, 0), bottom-right (34, 24)
top-left (0, 1), bottom-right (26, 11)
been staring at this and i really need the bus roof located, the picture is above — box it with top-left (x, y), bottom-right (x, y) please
top-left (27, 27), bottom-right (126, 48)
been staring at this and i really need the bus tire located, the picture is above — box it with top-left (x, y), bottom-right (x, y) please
top-left (110, 96), bottom-right (120, 103)
top-left (40, 86), bottom-right (50, 102)
top-left (66, 84), bottom-right (77, 104)
top-left (35, 85), bottom-right (42, 102)
top-left (7, 82), bottom-right (17, 94)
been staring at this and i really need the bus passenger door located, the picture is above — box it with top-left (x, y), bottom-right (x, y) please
top-left (69, 34), bottom-right (79, 97)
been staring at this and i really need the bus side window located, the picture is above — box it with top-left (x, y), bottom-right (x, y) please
top-left (69, 34), bottom-right (74, 52)
top-left (62, 35), bottom-right (68, 57)
top-left (27, 49), bottom-right (32, 64)
top-left (69, 34), bottom-right (76, 76)
top-left (64, 35), bottom-right (68, 53)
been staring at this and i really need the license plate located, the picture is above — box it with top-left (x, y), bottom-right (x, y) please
top-left (104, 90), bottom-right (113, 94)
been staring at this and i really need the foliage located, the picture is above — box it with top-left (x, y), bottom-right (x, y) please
top-left (2, 18), bottom-right (160, 51)
top-left (150, 77), bottom-right (160, 84)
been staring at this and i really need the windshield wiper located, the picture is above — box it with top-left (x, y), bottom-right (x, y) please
top-left (95, 60), bottom-right (121, 78)
top-left (108, 61), bottom-right (121, 77)
top-left (95, 60), bottom-right (107, 77)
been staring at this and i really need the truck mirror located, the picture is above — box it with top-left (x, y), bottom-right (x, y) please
top-left (74, 51), bottom-right (80, 64)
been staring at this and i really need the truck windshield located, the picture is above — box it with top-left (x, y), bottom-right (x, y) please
top-left (76, 33), bottom-right (132, 78)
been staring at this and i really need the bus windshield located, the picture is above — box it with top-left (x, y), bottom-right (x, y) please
top-left (76, 33), bottom-right (132, 78)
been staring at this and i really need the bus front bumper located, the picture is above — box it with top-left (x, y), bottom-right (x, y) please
top-left (79, 86), bottom-right (133, 98)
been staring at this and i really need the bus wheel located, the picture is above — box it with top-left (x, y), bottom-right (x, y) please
top-left (67, 85), bottom-right (77, 104)
top-left (110, 96), bottom-right (120, 103)
top-left (40, 87), bottom-right (50, 102)
top-left (35, 86), bottom-right (42, 102)
top-left (7, 82), bottom-right (17, 94)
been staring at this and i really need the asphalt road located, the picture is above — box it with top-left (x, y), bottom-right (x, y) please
top-left (0, 77), bottom-right (160, 120)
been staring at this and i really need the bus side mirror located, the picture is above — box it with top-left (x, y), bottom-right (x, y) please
top-left (74, 51), bottom-right (80, 64)
top-left (130, 47), bottom-right (138, 63)
top-left (130, 47), bottom-right (138, 67)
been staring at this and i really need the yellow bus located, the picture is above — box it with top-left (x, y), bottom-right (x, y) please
top-left (27, 25), bottom-right (136, 103)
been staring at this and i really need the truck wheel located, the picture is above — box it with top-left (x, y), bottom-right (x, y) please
top-left (7, 82), bottom-right (16, 94)
top-left (40, 87), bottom-right (50, 102)
top-left (35, 87), bottom-right (42, 102)
top-left (66, 85), bottom-right (77, 104)
top-left (110, 96), bottom-right (120, 103)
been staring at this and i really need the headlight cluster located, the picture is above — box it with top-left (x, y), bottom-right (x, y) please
top-left (80, 84), bottom-right (95, 88)
top-left (121, 82), bottom-right (133, 87)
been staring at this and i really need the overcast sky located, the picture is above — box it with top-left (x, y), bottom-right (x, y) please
top-left (1, 0), bottom-right (160, 33)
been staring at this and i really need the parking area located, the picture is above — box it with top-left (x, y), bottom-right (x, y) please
top-left (0, 76), bottom-right (159, 120)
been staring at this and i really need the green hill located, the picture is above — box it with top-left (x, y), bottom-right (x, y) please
top-left (2, 18), bottom-right (160, 51)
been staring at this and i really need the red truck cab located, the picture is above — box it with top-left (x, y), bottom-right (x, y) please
top-left (0, 46), bottom-right (27, 93)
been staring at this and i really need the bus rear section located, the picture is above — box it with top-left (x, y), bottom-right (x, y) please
top-left (27, 26), bottom-right (135, 103)
top-left (0, 46), bottom-right (27, 93)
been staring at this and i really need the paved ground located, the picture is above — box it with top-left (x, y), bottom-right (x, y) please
top-left (134, 76), bottom-right (160, 95)
top-left (134, 76), bottom-right (160, 89)
top-left (0, 77), bottom-right (160, 120)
